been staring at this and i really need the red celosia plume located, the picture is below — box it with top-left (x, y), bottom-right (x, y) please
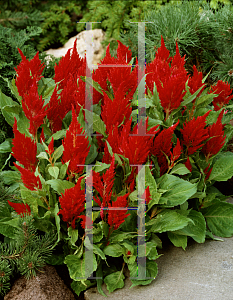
top-left (180, 111), bottom-right (210, 156)
top-left (202, 110), bottom-right (226, 161)
top-left (8, 200), bottom-right (31, 217)
top-left (62, 106), bottom-right (90, 177)
top-left (12, 118), bottom-right (38, 172)
top-left (57, 176), bottom-right (86, 229)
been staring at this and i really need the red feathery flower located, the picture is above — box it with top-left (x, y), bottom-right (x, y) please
top-left (12, 118), bottom-right (38, 172)
top-left (169, 138), bottom-right (182, 169)
top-left (57, 176), bottom-right (85, 229)
top-left (46, 137), bottom-right (54, 156)
top-left (14, 163), bottom-right (42, 191)
top-left (209, 80), bottom-right (233, 111)
top-left (15, 49), bottom-right (44, 97)
top-left (101, 82), bottom-right (132, 133)
top-left (151, 121), bottom-right (179, 175)
top-left (180, 111), bottom-right (210, 156)
top-left (188, 65), bottom-right (205, 98)
top-left (146, 37), bottom-right (188, 119)
top-left (40, 128), bottom-right (45, 143)
top-left (8, 200), bottom-right (31, 217)
top-left (21, 78), bottom-right (49, 137)
top-left (107, 193), bottom-right (130, 231)
top-left (202, 110), bottom-right (226, 160)
top-left (62, 106), bottom-right (90, 176)
top-left (93, 155), bottom-right (116, 219)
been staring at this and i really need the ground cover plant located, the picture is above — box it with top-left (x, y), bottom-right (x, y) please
top-left (1, 35), bottom-right (233, 297)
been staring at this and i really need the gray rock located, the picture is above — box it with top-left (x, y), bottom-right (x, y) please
top-left (4, 265), bottom-right (76, 300)
top-left (45, 29), bottom-right (106, 70)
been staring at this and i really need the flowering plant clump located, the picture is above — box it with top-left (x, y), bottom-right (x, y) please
top-left (1, 36), bottom-right (233, 296)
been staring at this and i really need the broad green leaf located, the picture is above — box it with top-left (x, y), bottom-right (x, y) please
top-left (20, 187), bottom-right (40, 214)
top-left (157, 174), bottom-right (197, 206)
top-left (59, 163), bottom-right (68, 180)
top-left (0, 138), bottom-right (12, 153)
top-left (109, 231), bottom-right (138, 243)
top-left (0, 90), bottom-right (20, 126)
top-left (93, 162), bottom-right (111, 173)
top-left (85, 143), bottom-right (98, 165)
top-left (103, 244), bottom-right (124, 257)
top-left (46, 179), bottom-right (75, 195)
top-left (106, 140), bottom-right (113, 156)
top-left (104, 271), bottom-right (125, 293)
top-left (145, 165), bottom-right (160, 207)
top-left (167, 231), bottom-right (187, 250)
top-left (71, 280), bottom-right (93, 297)
top-left (48, 166), bottom-right (59, 179)
top-left (93, 224), bottom-right (104, 243)
top-left (37, 152), bottom-right (49, 161)
top-left (169, 163), bottom-right (191, 175)
top-left (65, 253), bottom-right (97, 280)
top-left (96, 261), bottom-right (107, 297)
top-left (209, 152), bottom-right (233, 181)
top-left (129, 260), bottom-right (157, 287)
top-left (146, 209), bottom-right (192, 234)
top-left (81, 76), bottom-right (104, 96)
top-left (176, 210), bottom-right (206, 243)
top-left (53, 145), bottom-right (64, 162)
top-left (47, 129), bottom-right (66, 143)
top-left (0, 222), bottom-right (18, 239)
top-left (68, 227), bottom-right (79, 246)
top-left (201, 201), bottom-right (233, 237)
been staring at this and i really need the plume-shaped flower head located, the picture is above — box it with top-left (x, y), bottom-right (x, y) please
top-left (12, 118), bottom-right (38, 172)
top-left (62, 106), bottom-right (90, 177)
top-left (57, 176), bottom-right (85, 229)
top-left (209, 80), bottom-right (233, 111)
top-left (180, 111), bottom-right (210, 156)
top-left (202, 110), bottom-right (226, 161)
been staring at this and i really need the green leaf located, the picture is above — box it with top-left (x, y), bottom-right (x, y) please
top-left (209, 152), bottom-right (233, 181)
top-left (167, 231), bottom-right (187, 250)
top-left (201, 201), bottom-right (233, 237)
top-left (145, 165), bottom-right (160, 207)
top-left (85, 143), bottom-right (98, 165)
top-left (176, 210), bottom-right (206, 243)
top-left (47, 129), bottom-right (67, 143)
top-left (0, 222), bottom-right (18, 239)
top-left (71, 280), bottom-right (93, 297)
top-left (0, 90), bottom-right (20, 126)
top-left (157, 174), bottom-right (197, 206)
top-left (48, 166), bottom-right (59, 179)
top-left (0, 138), bottom-right (12, 153)
top-left (169, 163), bottom-right (191, 175)
top-left (65, 253), bottom-right (97, 280)
top-left (37, 152), bottom-right (49, 161)
top-left (53, 145), bottom-right (64, 162)
top-left (146, 209), bottom-right (192, 234)
top-left (93, 162), bottom-right (111, 173)
top-left (129, 260), bottom-right (157, 287)
top-left (109, 231), bottom-right (137, 243)
top-left (46, 179), bottom-right (75, 195)
top-left (103, 244), bottom-right (124, 257)
top-left (104, 271), bottom-right (125, 293)
top-left (68, 227), bottom-right (79, 246)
